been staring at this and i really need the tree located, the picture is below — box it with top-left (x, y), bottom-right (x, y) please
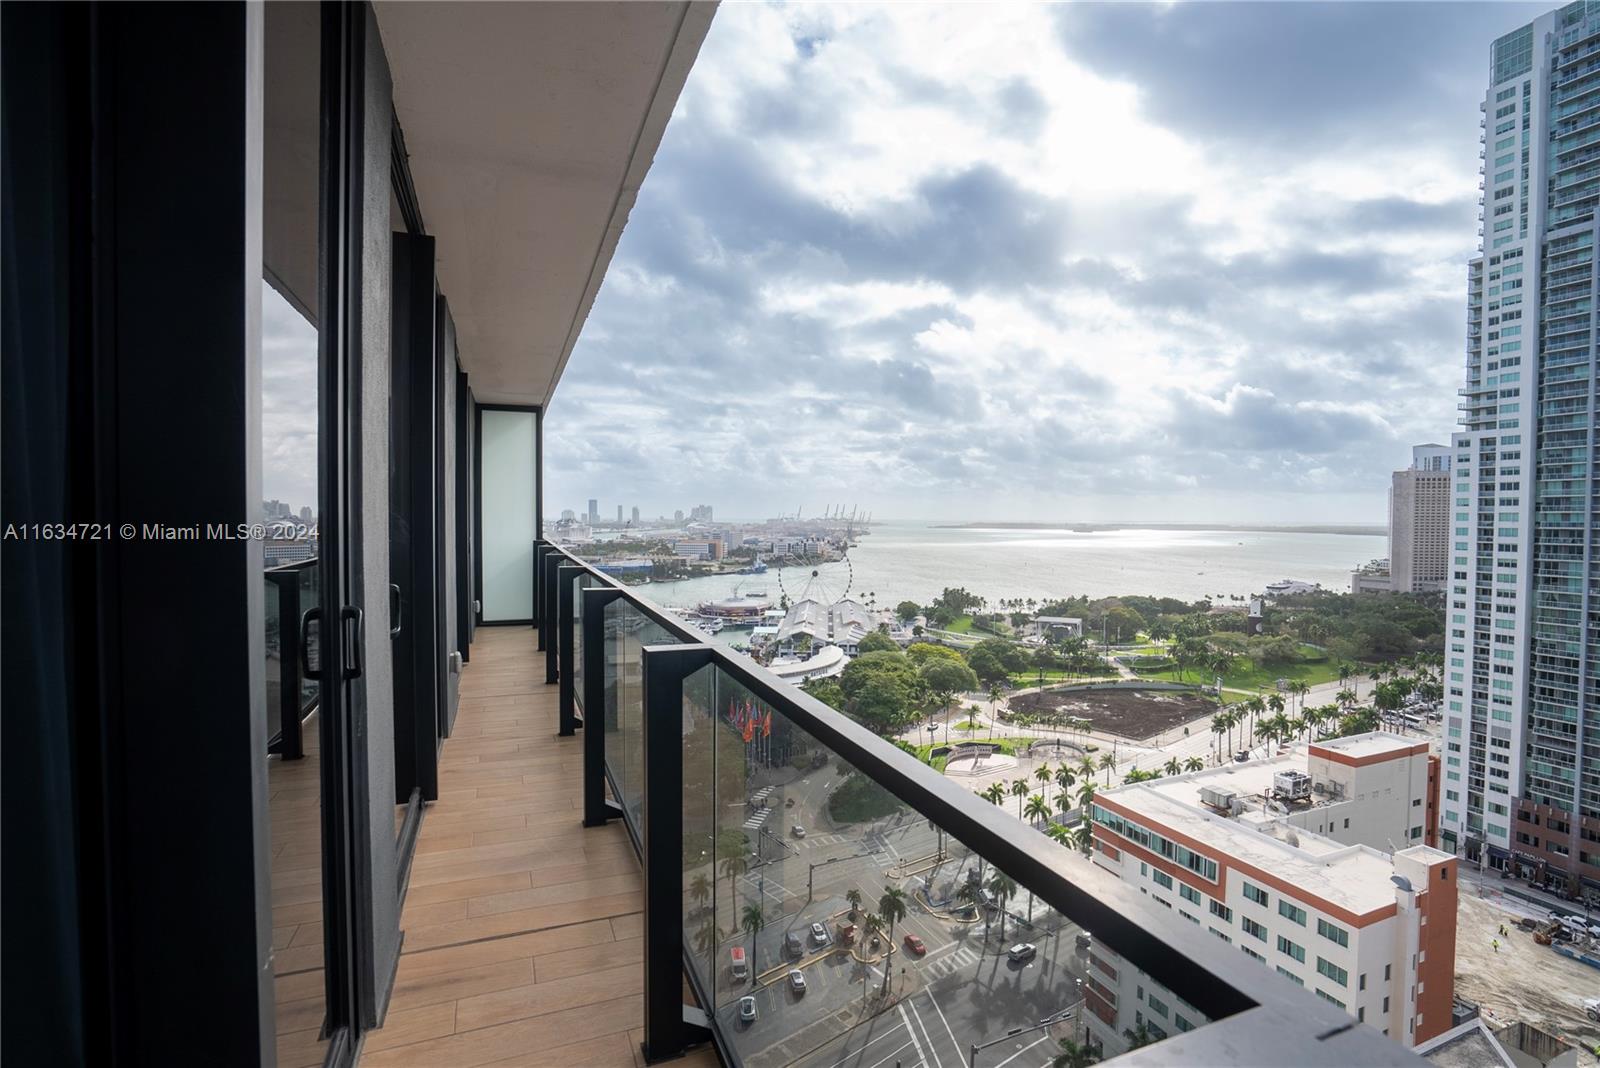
top-left (846, 887), bottom-right (863, 918)
top-left (741, 904), bottom-right (764, 968)
top-left (921, 658), bottom-right (979, 715)
top-left (967, 647), bottom-right (1009, 687)
top-left (896, 600), bottom-right (922, 623)
top-left (1124, 1022), bottom-right (1155, 1050)
top-left (689, 873), bottom-right (711, 910)
top-left (1054, 764), bottom-right (1077, 811)
top-left (1011, 778), bottom-right (1030, 820)
top-left (1163, 757), bottom-right (1182, 776)
top-left (1184, 756), bottom-right (1204, 773)
top-left (985, 869), bottom-right (1017, 939)
top-left (1025, 794), bottom-right (1052, 825)
top-left (1070, 821), bottom-right (1092, 855)
top-left (1076, 780), bottom-right (1096, 815)
top-left (1035, 763), bottom-right (1054, 793)
top-left (1053, 1037), bottom-right (1100, 1068)
top-left (839, 650), bottom-right (924, 735)
top-left (988, 683), bottom-right (1006, 737)
top-left (982, 782), bottom-right (1007, 806)
top-left (879, 888), bottom-right (909, 992)
top-left (719, 853), bottom-right (747, 930)
top-left (857, 631), bottom-right (900, 655)
top-left (1098, 751), bottom-right (1116, 784)
top-left (907, 641), bottom-right (964, 667)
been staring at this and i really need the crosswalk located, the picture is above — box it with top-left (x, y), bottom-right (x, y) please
top-left (797, 833), bottom-right (846, 850)
top-left (742, 805), bottom-right (772, 831)
top-left (922, 944), bottom-right (980, 979)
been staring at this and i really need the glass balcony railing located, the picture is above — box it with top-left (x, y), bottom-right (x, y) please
top-left (264, 557), bottom-right (319, 760)
top-left (533, 540), bottom-right (1426, 1067)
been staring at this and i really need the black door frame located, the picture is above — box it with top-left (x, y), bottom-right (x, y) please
top-left (472, 402), bottom-right (542, 627)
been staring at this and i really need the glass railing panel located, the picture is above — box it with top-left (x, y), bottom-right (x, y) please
top-left (296, 563), bottom-right (319, 712)
top-left (572, 570), bottom-right (588, 717)
top-left (684, 663), bottom-right (1216, 1068)
top-left (264, 574), bottom-right (283, 741)
top-left (603, 598), bottom-right (684, 830)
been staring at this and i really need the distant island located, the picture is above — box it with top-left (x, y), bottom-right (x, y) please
top-left (933, 521), bottom-right (1386, 537)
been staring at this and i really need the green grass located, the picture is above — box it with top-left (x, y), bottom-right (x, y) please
top-left (1134, 647), bottom-right (1355, 692)
top-left (1005, 670), bottom-right (1116, 688)
top-left (945, 615), bottom-right (973, 633)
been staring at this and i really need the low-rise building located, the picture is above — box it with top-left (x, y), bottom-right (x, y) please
top-left (1351, 559), bottom-right (1393, 595)
top-left (775, 597), bottom-right (876, 657)
top-left (671, 537), bottom-right (725, 561)
top-left (1029, 615), bottom-right (1083, 639)
top-left (1087, 732), bottom-right (1456, 1054)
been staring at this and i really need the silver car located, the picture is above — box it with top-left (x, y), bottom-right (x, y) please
top-left (788, 969), bottom-right (807, 994)
top-left (738, 995), bottom-right (757, 1022)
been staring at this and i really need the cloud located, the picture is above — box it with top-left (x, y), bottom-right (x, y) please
top-left (540, 1), bottom-right (1523, 523)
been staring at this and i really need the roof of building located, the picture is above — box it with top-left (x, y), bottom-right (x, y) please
top-left (1415, 1018), bottom-right (1516, 1068)
top-left (1310, 733), bottom-right (1423, 762)
top-left (1100, 733), bottom-right (1428, 916)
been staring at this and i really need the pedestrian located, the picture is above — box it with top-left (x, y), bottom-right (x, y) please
top-left (1492, 938), bottom-right (1499, 953)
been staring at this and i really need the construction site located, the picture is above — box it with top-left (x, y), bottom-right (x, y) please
top-left (1453, 880), bottom-right (1600, 1064)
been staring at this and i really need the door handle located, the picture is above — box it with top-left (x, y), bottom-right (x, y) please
top-left (300, 607), bottom-right (324, 680)
top-left (390, 583), bottom-right (402, 638)
top-left (342, 605), bottom-right (364, 680)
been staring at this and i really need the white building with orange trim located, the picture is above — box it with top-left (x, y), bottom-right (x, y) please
top-left (1085, 732), bottom-right (1457, 1055)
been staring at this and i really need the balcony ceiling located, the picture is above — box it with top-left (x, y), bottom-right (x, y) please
top-left (375, 1), bottom-right (715, 407)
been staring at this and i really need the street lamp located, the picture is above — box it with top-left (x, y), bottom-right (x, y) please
top-left (968, 1009), bottom-right (1075, 1068)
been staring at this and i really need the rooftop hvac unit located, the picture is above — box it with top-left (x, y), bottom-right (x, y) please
top-left (1312, 782), bottom-right (1327, 796)
top-left (1273, 770), bottom-right (1312, 802)
top-left (1199, 786), bottom-right (1237, 811)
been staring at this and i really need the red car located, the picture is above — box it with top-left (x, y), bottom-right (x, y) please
top-left (903, 934), bottom-right (926, 955)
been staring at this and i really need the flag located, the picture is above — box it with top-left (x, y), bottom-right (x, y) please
top-left (763, 710), bottom-right (772, 738)
top-left (742, 716), bottom-right (755, 744)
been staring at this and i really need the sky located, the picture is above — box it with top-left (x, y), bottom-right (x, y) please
top-left (533, 0), bottom-right (1552, 525)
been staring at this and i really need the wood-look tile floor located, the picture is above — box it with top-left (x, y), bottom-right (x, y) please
top-left (358, 627), bottom-right (718, 1068)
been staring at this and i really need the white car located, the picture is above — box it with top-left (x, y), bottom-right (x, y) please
top-left (810, 921), bottom-right (829, 944)
top-left (788, 969), bottom-right (807, 994)
top-left (1008, 942), bottom-right (1037, 962)
top-left (738, 995), bottom-right (757, 1022)
top-left (1585, 997), bottom-right (1599, 1023)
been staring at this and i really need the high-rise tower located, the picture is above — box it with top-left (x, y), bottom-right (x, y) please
top-left (1445, 4), bottom-right (1600, 892)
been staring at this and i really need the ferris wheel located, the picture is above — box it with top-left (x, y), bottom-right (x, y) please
top-left (777, 546), bottom-right (854, 608)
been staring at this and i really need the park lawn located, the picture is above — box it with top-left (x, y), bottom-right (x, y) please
top-left (1005, 670), bottom-right (1117, 688)
top-left (1134, 648), bottom-right (1355, 693)
top-left (945, 615), bottom-right (974, 634)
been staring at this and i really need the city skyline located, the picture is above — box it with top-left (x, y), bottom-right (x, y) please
top-left (542, 1), bottom-right (1547, 524)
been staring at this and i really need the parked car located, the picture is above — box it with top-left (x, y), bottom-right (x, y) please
top-left (738, 996), bottom-right (757, 1023)
top-left (809, 922), bottom-right (828, 945)
top-left (1584, 997), bottom-right (1600, 1022)
top-left (1008, 942), bottom-right (1037, 962)
top-left (903, 934), bottom-right (926, 955)
top-left (1233, 751), bottom-right (1250, 763)
top-left (788, 969), bottom-right (807, 994)
top-left (784, 931), bottom-right (804, 957)
top-left (791, 824), bottom-right (806, 838)
top-left (729, 946), bottom-right (748, 981)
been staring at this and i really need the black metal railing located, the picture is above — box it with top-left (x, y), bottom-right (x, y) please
top-left (533, 540), bottom-right (1424, 1068)
top-left (265, 557), bottom-right (318, 761)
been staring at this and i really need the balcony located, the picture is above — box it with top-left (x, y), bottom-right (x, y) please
top-left (428, 543), bottom-right (1432, 1067)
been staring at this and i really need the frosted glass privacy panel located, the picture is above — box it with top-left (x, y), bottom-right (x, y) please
top-left (480, 408), bottom-right (536, 622)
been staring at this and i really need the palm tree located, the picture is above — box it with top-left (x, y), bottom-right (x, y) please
top-left (1267, 692), bottom-right (1285, 720)
top-left (1054, 764), bottom-right (1077, 812)
top-left (1070, 821), bottom-right (1093, 855)
top-left (692, 918), bottom-right (718, 957)
top-left (1098, 751), bottom-right (1116, 784)
top-left (1335, 688), bottom-right (1357, 710)
top-left (1184, 755), bottom-right (1204, 773)
top-left (1210, 713), bottom-right (1228, 761)
top-left (1291, 680), bottom-right (1310, 717)
top-left (1243, 695), bottom-right (1265, 748)
top-left (863, 911), bottom-right (884, 955)
top-left (1124, 1022), bottom-right (1155, 1050)
top-left (1052, 1037), bottom-right (1100, 1068)
top-left (955, 879), bottom-right (982, 919)
top-left (988, 683), bottom-right (1004, 738)
top-left (985, 869), bottom-right (1017, 940)
top-left (720, 854), bottom-right (747, 930)
top-left (1025, 793), bottom-right (1052, 826)
top-left (982, 782), bottom-right (1007, 806)
top-left (1163, 757), bottom-right (1182, 776)
top-left (845, 887), bottom-right (863, 919)
top-left (1035, 763), bottom-right (1053, 794)
top-left (1011, 778), bottom-right (1030, 820)
top-left (1077, 754), bottom-right (1096, 782)
top-left (878, 888), bottom-right (909, 992)
top-left (1076, 780), bottom-right (1096, 817)
top-left (741, 904), bottom-right (764, 969)
top-left (689, 873), bottom-right (711, 910)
